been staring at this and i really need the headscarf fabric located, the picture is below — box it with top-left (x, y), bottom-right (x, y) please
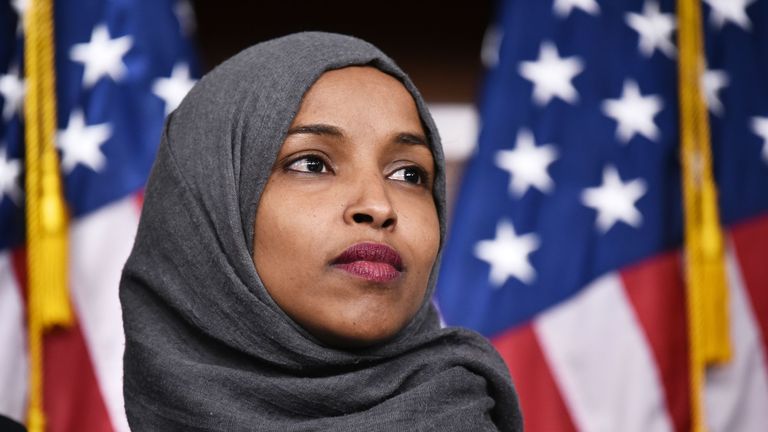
top-left (120, 32), bottom-right (522, 431)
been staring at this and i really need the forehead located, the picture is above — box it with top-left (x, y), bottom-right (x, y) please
top-left (307, 66), bottom-right (410, 97)
top-left (294, 66), bottom-right (423, 127)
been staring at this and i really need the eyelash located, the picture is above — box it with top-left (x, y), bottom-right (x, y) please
top-left (389, 166), bottom-right (429, 186)
top-left (285, 154), bottom-right (430, 187)
top-left (285, 154), bottom-right (330, 174)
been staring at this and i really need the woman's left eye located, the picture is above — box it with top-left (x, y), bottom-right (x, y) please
top-left (389, 166), bottom-right (426, 185)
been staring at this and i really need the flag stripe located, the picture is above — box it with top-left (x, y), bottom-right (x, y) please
top-left (621, 251), bottom-right (691, 432)
top-left (133, 190), bottom-right (144, 209)
top-left (701, 231), bottom-right (768, 431)
top-left (69, 196), bottom-right (140, 432)
top-left (10, 248), bottom-right (114, 432)
top-left (0, 1), bottom-right (197, 427)
top-left (43, 319), bottom-right (115, 432)
top-left (436, 1), bottom-right (768, 429)
top-left (493, 324), bottom-right (577, 432)
top-left (729, 215), bottom-right (768, 370)
top-left (535, 273), bottom-right (674, 432)
top-left (0, 252), bottom-right (28, 424)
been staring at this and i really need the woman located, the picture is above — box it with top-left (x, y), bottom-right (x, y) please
top-left (120, 32), bottom-right (522, 431)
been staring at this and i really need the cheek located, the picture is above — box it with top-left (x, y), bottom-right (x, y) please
top-left (259, 222), bottom-right (325, 273)
top-left (253, 189), bottom-right (321, 287)
top-left (402, 198), bottom-right (440, 267)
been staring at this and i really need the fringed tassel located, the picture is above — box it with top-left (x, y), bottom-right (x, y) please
top-left (23, 0), bottom-right (71, 431)
top-left (677, 0), bottom-right (732, 431)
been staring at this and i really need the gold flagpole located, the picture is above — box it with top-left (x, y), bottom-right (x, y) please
top-left (676, 0), bottom-right (732, 431)
top-left (23, 0), bottom-right (72, 430)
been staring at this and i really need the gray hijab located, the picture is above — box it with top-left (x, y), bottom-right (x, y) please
top-left (120, 32), bottom-right (522, 431)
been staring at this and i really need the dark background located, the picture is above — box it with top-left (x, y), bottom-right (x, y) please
top-left (190, 1), bottom-right (494, 102)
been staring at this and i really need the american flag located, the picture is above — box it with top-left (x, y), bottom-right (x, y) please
top-left (437, 0), bottom-right (768, 431)
top-left (0, 0), bottom-right (197, 429)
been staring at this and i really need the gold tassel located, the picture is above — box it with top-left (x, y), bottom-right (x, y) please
top-left (677, 0), bottom-right (732, 431)
top-left (23, 0), bottom-right (71, 430)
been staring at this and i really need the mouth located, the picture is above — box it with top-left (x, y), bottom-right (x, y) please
top-left (331, 242), bottom-right (404, 282)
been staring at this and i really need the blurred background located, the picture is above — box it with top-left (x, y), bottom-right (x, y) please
top-left (192, 0), bottom-right (492, 102)
top-left (1, 0), bottom-right (767, 431)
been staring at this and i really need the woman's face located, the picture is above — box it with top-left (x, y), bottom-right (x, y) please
top-left (252, 66), bottom-right (440, 348)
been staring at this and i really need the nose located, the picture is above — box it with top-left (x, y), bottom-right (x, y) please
top-left (343, 175), bottom-right (397, 230)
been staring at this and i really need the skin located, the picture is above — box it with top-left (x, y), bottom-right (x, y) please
top-left (252, 66), bottom-right (440, 348)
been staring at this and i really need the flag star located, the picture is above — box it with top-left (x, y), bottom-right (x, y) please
top-left (11, 0), bottom-right (28, 34)
top-left (57, 110), bottom-right (112, 173)
top-left (751, 117), bottom-right (768, 163)
top-left (703, 0), bottom-right (756, 31)
top-left (702, 69), bottom-right (729, 116)
top-left (495, 129), bottom-right (558, 197)
top-left (174, 0), bottom-right (197, 36)
top-left (0, 68), bottom-right (25, 120)
top-left (474, 219), bottom-right (540, 287)
top-left (553, 0), bottom-right (600, 18)
top-left (0, 147), bottom-right (22, 204)
top-left (11, 0), bottom-right (28, 15)
top-left (602, 79), bottom-right (663, 143)
top-left (153, 63), bottom-right (196, 116)
top-left (481, 25), bottom-right (503, 69)
top-left (581, 165), bottom-right (647, 233)
top-left (70, 24), bottom-right (133, 88)
top-left (626, 0), bottom-right (677, 58)
top-left (519, 41), bottom-right (584, 107)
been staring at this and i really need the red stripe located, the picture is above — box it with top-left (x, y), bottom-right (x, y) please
top-left (730, 214), bottom-right (768, 370)
top-left (11, 248), bottom-right (28, 305)
top-left (621, 251), bottom-right (691, 432)
top-left (11, 249), bottom-right (114, 432)
top-left (493, 324), bottom-right (577, 432)
top-left (133, 190), bottom-right (144, 210)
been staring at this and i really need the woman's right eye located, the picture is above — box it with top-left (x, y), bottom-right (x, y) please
top-left (286, 156), bottom-right (328, 174)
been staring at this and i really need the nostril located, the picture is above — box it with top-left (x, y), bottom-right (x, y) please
top-left (382, 218), bottom-right (395, 229)
top-left (353, 213), bottom-right (373, 224)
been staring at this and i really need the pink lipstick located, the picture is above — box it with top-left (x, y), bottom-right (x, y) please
top-left (331, 242), bottom-right (403, 282)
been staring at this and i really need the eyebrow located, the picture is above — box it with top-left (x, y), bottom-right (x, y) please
top-left (286, 124), bottom-right (344, 137)
top-left (394, 132), bottom-right (428, 146)
top-left (286, 123), bottom-right (428, 147)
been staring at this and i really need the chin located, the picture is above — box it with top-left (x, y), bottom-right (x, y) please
top-left (311, 320), bottom-right (404, 349)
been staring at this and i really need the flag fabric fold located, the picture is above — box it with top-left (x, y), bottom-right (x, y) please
top-left (437, 0), bottom-right (768, 430)
top-left (0, 1), bottom-right (197, 430)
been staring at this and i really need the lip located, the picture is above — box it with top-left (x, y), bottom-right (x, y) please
top-left (331, 242), bottom-right (403, 282)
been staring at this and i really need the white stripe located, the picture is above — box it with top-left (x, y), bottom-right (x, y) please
top-left (69, 196), bottom-right (139, 432)
top-left (704, 243), bottom-right (768, 431)
top-left (429, 103), bottom-right (478, 160)
top-left (0, 251), bottom-right (28, 423)
top-left (535, 273), bottom-right (674, 432)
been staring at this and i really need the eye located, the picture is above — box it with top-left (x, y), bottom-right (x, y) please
top-left (286, 155), bottom-right (328, 174)
top-left (389, 166), bottom-right (427, 185)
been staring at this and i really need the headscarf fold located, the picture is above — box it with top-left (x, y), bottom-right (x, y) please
top-left (120, 32), bottom-right (522, 431)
